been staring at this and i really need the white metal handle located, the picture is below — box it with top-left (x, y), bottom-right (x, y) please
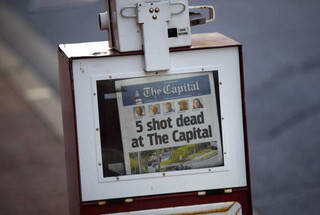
top-left (120, 6), bottom-right (137, 18)
top-left (170, 3), bottom-right (186, 15)
top-left (188, 5), bottom-right (215, 23)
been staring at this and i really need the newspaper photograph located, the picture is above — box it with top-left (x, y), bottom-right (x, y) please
top-left (115, 72), bottom-right (223, 175)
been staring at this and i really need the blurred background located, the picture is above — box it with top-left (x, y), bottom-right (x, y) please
top-left (0, 0), bottom-right (320, 214)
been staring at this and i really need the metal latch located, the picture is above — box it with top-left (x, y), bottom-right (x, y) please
top-left (119, 1), bottom-right (186, 72)
top-left (136, 1), bottom-right (172, 72)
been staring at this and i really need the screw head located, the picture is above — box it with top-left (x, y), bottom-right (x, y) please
top-left (152, 15), bottom-right (157, 20)
top-left (149, 8), bottom-right (154, 13)
top-left (155, 7), bottom-right (160, 13)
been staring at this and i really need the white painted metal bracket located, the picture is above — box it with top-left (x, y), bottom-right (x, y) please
top-left (119, 1), bottom-right (186, 72)
top-left (137, 1), bottom-right (171, 72)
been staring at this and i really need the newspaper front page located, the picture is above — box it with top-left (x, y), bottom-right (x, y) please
top-left (115, 72), bottom-right (223, 175)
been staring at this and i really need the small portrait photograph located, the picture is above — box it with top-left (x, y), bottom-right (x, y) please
top-left (177, 100), bottom-right (189, 112)
top-left (163, 102), bottom-right (175, 114)
top-left (192, 98), bottom-right (204, 110)
top-left (149, 104), bottom-right (161, 116)
top-left (133, 106), bottom-right (145, 118)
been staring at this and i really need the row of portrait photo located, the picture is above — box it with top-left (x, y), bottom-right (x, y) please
top-left (133, 97), bottom-right (204, 118)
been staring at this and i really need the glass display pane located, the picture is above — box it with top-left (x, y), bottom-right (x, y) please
top-left (97, 71), bottom-right (223, 178)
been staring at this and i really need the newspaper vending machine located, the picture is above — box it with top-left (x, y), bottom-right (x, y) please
top-left (58, 0), bottom-right (253, 214)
